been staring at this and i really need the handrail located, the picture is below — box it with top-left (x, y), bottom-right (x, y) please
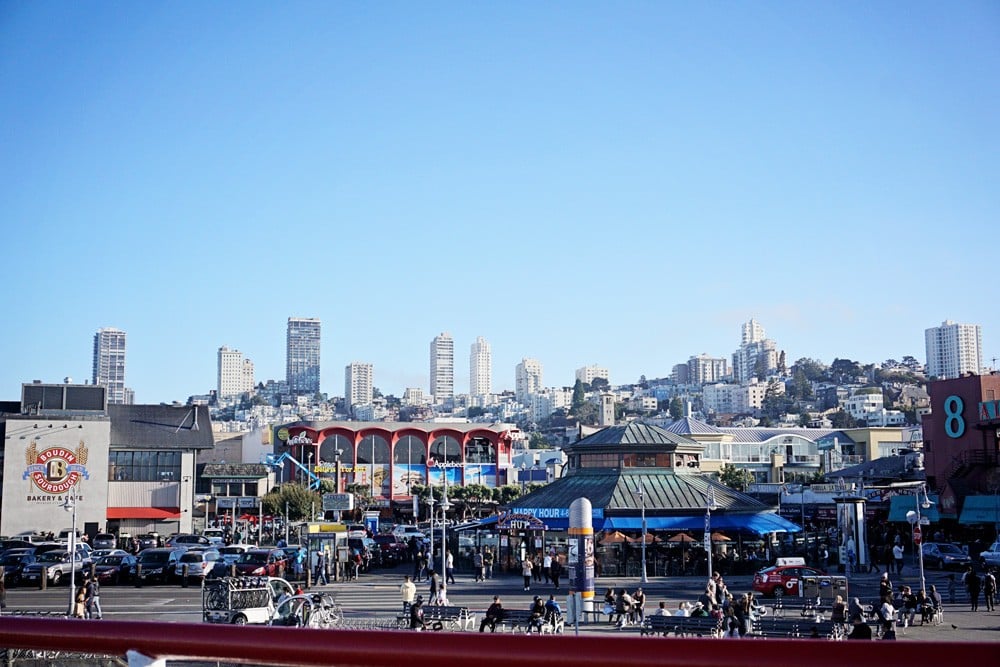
top-left (0, 617), bottom-right (990, 667)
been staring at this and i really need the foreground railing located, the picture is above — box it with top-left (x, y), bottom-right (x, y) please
top-left (0, 617), bottom-right (990, 667)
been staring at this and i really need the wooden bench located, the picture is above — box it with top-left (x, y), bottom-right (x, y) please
top-left (675, 616), bottom-right (723, 638)
top-left (497, 609), bottom-right (563, 634)
top-left (754, 617), bottom-right (843, 639)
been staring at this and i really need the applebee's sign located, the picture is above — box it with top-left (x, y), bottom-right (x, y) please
top-left (22, 439), bottom-right (90, 494)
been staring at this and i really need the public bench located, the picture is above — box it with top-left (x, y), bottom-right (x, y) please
top-left (639, 615), bottom-right (722, 638)
top-left (498, 609), bottom-right (564, 634)
top-left (397, 603), bottom-right (476, 631)
top-left (753, 616), bottom-right (843, 639)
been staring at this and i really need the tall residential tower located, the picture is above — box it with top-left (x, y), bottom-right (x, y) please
top-left (345, 362), bottom-right (374, 414)
top-left (429, 332), bottom-right (454, 404)
top-left (515, 358), bottom-right (543, 405)
top-left (92, 327), bottom-right (128, 404)
top-left (925, 320), bottom-right (982, 380)
top-left (286, 317), bottom-right (321, 395)
top-left (470, 336), bottom-right (492, 398)
top-left (218, 346), bottom-right (255, 399)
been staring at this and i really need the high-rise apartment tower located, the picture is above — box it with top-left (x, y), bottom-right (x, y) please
top-left (218, 346), bottom-right (255, 399)
top-left (925, 320), bottom-right (983, 380)
top-left (286, 317), bottom-right (321, 395)
top-left (345, 362), bottom-right (374, 413)
top-left (429, 332), bottom-right (454, 404)
top-left (470, 336), bottom-right (492, 397)
top-left (515, 358), bottom-right (543, 405)
top-left (92, 327), bottom-right (128, 404)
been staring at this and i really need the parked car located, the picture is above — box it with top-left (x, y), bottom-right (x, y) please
top-left (178, 548), bottom-right (221, 581)
top-left (165, 534), bottom-right (212, 550)
top-left (136, 533), bottom-right (161, 551)
top-left (979, 542), bottom-right (1000, 569)
top-left (91, 548), bottom-right (131, 560)
top-left (234, 548), bottom-right (287, 577)
top-left (94, 553), bottom-right (138, 585)
top-left (202, 528), bottom-right (225, 546)
top-left (921, 542), bottom-right (973, 570)
top-left (1, 550), bottom-right (38, 587)
top-left (92, 533), bottom-right (117, 550)
top-left (136, 547), bottom-right (185, 584)
top-left (751, 561), bottom-right (827, 598)
top-left (21, 549), bottom-right (91, 586)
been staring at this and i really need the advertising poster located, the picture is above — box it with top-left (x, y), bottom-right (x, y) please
top-left (392, 464), bottom-right (427, 497)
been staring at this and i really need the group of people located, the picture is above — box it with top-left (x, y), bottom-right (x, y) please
top-left (961, 564), bottom-right (997, 612)
top-left (520, 550), bottom-right (565, 591)
top-left (72, 575), bottom-right (102, 620)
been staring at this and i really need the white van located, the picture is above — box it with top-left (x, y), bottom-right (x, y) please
top-left (202, 528), bottom-right (225, 546)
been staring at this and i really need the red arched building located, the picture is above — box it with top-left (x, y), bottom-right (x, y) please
top-left (272, 421), bottom-right (518, 516)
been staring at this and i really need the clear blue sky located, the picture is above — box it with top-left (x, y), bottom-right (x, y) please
top-left (2, 2), bottom-right (997, 403)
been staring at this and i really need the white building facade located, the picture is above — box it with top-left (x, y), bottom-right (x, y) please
top-left (430, 332), bottom-right (454, 404)
top-left (470, 336), bottom-right (492, 398)
top-left (92, 327), bottom-right (128, 405)
top-left (345, 362), bottom-right (374, 414)
top-left (218, 346), bottom-right (255, 399)
top-left (515, 358), bottom-right (543, 405)
top-left (925, 320), bottom-right (982, 380)
top-left (575, 365), bottom-right (609, 385)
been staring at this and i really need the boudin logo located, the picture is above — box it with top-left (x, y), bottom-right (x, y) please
top-left (22, 439), bottom-right (89, 494)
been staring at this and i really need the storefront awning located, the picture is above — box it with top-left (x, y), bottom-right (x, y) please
top-left (107, 507), bottom-right (181, 520)
top-left (958, 495), bottom-right (1000, 525)
top-left (887, 494), bottom-right (941, 523)
top-left (601, 512), bottom-right (801, 535)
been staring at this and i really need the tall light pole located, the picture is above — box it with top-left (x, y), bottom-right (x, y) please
top-left (906, 483), bottom-right (933, 597)
top-left (62, 490), bottom-right (78, 617)
top-left (634, 481), bottom-right (648, 583)
top-left (425, 496), bottom-right (435, 570)
top-left (440, 466), bottom-right (452, 568)
top-left (704, 486), bottom-right (719, 581)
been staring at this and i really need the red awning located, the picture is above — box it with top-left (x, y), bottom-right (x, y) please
top-left (106, 507), bottom-right (181, 520)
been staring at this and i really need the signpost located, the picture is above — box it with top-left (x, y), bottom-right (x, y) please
top-left (912, 525), bottom-right (922, 545)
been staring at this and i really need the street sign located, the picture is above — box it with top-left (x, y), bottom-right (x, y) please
top-left (912, 526), bottom-right (922, 545)
top-left (322, 493), bottom-right (355, 511)
top-left (919, 517), bottom-right (930, 526)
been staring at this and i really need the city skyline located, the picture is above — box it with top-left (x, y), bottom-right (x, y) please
top-left (2, 4), bottom-right (997, 403)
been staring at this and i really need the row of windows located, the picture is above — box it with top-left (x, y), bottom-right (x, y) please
top-left (108, 451), bottom-right (181, 482)
top-left (212, 482), bottom-right (258, 497)
top-left (307, 435), bottom-right (498, 466)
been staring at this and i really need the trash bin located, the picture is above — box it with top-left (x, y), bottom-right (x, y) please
top-left (802, 576), bottom-right (820, 598)
top-left (829, 576), bottom-right (848, 599)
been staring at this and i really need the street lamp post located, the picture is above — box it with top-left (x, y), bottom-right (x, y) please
top-left (61, 490), bottom-right (78, 617)
top-left (634, 481), bottom-right (648, 584)
top-left (704, 486), bottom-right (719, 581)
top-left (906, 484), bottom-right (934, 597)
top-left (334, 448), bottom-right (343, 523)
top-left (425, 496), bottom-right (435, 570)
top-left (440, 467), bottom-right (452, 569)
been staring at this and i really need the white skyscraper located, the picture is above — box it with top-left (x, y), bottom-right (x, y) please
top-left (470, 336), bottom-right (492, 398)
top-left (742, 318), bottom-right (766, 345)
top-left (92, 327), bottom-right (128, 404)
top-left (925, 320), bottom-right (983, 380)
top-left (430, 332), bottom-right (454, 403)
top-left (345, 362), bottom-right (374, 413)
top-left (218, 346), bottom-right (255, 399)
top-left (286, 317), bottom-right (321, 395)
top-left (733, 318), bottom-right (778, 385)
top-left (515, 358), bottom-right (543, 405)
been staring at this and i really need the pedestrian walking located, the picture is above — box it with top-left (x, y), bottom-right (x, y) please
top-left (522, 556), bottom-right (534, 591)
top-left (947, 573), bottom-right (957, 604)
top-left (85, 575), bottom-right (102, 619)
top-left (892, 544), bottom-right (904, 575)
top-left (550, 558), bottom-right (563, 590)
top-left (542, 551), bottom-right (552, 584)
top-left (445, 550), bottom-right (455, 585)
top-left (314, 551), bottom-right (329, 585)
top-left (400, 575), bottom-right (416, 613)
top-left (483, 547), bottom-right (494, 580)
top-left (428, 569), bottom-right (442, 605)
top-left (983, 569), bottom-right (996, 612)
top-left (473, 550), bottom-right (484, 582)
top-left (963, 565), bottom-right (980, 611)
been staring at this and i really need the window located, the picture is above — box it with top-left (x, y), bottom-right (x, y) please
top-left (108, 451), bottom-right (181, 482)
top-left (579, 453), bottom-right (619, 468)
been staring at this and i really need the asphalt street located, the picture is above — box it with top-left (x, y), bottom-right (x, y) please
top-left (4, 563), bottom-right (998, 642)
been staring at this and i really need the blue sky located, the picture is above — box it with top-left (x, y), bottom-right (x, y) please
top-left (1, 2), bottom-right (997, 403)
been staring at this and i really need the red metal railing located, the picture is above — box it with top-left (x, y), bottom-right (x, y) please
top-left (0, 617), bottom-right (990, 667)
